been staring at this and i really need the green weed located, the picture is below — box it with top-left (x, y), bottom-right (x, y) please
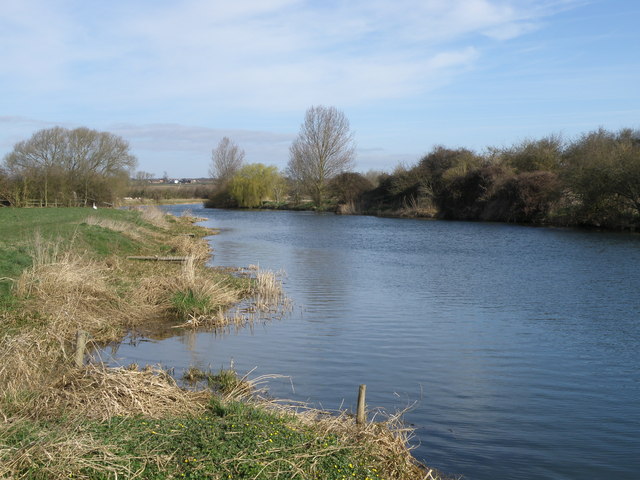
top-left (170, 288), bottom-right (215, 317)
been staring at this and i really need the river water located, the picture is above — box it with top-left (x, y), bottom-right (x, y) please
top-left (102, 205), bottom-right (640, 479)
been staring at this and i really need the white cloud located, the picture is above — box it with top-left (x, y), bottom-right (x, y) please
top-left (2, 0), bottom-right (602, 176)
top-left (0, 0), bottom-right (579, 112)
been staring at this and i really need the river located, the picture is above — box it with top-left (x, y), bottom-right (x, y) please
top-left (102, 205), bottom-right (640, 480)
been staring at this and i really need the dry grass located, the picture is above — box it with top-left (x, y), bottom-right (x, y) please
top-left (0, 419), bottom-right (141, 480)
top-left (171, 265), bottom-right (291, 331)
top-left (15, 253), bottom-right (123, 338)
top-left (132, 205), bottom-right (171, 228)
top-left (84, 215), bottom-right (144, 241)
top-left (167, 234), bottom-right (212, 261)
top-left (0, 331), bottom-right (69, 415)
top-left (37, 364), bottom-right (210, 420)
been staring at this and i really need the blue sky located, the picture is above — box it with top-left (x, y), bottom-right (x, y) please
top-left (1, 0), bottom-right (638, 178)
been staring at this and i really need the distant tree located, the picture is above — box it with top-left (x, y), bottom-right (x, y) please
top-left (271, 174), bottom-right (289, 204)
top-left (416, 146), bottom-right (483, 199)
top-left (210, 137), bottom-right (245, 186)
top-left (563, 127), bottom-right (640, 225)
top-left (0, 166), bottom-right (15, 205)
top-left (287, 105), bottom-right (356, 206)
top-left (484, 171), bottom-right (562, 223)
top-left (500, 135), bottom-right (564, 173)
top-left (328, 172), bottom-right (374, 204)
top-left (228, 163), bottom-right (283, 207)
top-left (436, 164), bottom-right (507, 220)
top-left (134, 171), bottom-right (154, 184)
top-left (363, 169), bottom-right (386, 188)
top-left (3, 126), bottom-right (136, 206)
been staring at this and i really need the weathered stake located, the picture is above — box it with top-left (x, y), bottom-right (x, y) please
top-left (74, 330), bottom-right (89, 367)
top-left (356, 384), bottom-right (367, 425)
top-left (126, 255), bottom-right (189, 262)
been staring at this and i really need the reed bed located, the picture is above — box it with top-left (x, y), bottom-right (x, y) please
top-left (249, 266), bottom-right (290, 312)
top-left (167, 233), bottom-right (212, 261)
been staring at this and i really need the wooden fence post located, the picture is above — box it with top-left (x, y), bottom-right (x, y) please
top-left (356, 384), bottom-right (367, 425)
top-left (74, 330), bottom-right (89, 367)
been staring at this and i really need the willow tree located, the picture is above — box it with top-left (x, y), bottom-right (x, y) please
top-left (228, 163), bottom-right (283, 208)
top-left (287, 106), bottom-right (356, 206)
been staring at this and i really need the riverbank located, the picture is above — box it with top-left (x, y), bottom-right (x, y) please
top-left (0, 207), bottom-right (439, 479)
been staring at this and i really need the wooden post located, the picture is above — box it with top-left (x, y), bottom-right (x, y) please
top-left (356, 384), bottom-right (366, 425)
top-left (126, 256), bottom-right (189, 262)
top-left (74, 330), bottom-right (89, 367)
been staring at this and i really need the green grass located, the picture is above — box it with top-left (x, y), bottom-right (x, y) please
top-left (4, 400), bottom-right (386, 480)
top-left (171, 288), bottom-right (216, 316)
top-left (75, 223), bottom-right (140, 257)
top-left (0, 207), bottom-right (157, 307)
top-left (0, 207), bottom-right (150, 244)
top-left (183, 367), bottom-right (250, 395)
top-left (0, 246), bottom-right (31, 300)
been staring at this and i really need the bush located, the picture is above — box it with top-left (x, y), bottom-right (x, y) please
top-left (483, 171), bottom-right (562, 223)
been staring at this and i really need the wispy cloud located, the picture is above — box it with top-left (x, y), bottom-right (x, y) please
top-left (0, 0), bottom-right (580, 112)
top-left (5, 0), bottom-right (619, 176)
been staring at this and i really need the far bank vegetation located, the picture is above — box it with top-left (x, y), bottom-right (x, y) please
top-left (204, 124), bottom-right (640, 231)
top-left (2, 118), bottom-right (638, 231)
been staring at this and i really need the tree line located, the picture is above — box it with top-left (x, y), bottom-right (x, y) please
top-left (207, 115), bottom-right (640, 230)
top-left (1, 126), bottom-right (136, 206)
top-left (359, 128), bottom-right (640, 230)
top-left (2, 112), bottom-right (638, 231)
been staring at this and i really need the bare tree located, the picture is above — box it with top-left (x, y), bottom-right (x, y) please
top-left (3, 126), bottom-right (136, 205)
top-left (287, 105), bottom-right (356, 206)
top-left (210, 137), bottom-right (245, 186)
top-left (134, 171), bottom-right (154, 183)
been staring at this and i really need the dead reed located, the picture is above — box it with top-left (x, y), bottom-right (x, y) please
top-left (133, 205), bottom-right (170, 228)
top-left (167, 233), bottom-right (212, 261)
top-left (0, 418), bottom-right (141, 480)
top-left (37, 364), bottom-right (210, 420)
top-left (14, 242), bottom-right (128, 341)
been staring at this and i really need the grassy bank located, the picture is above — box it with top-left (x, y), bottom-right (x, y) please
top-left (0, 207), bottom-right (440, 480)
